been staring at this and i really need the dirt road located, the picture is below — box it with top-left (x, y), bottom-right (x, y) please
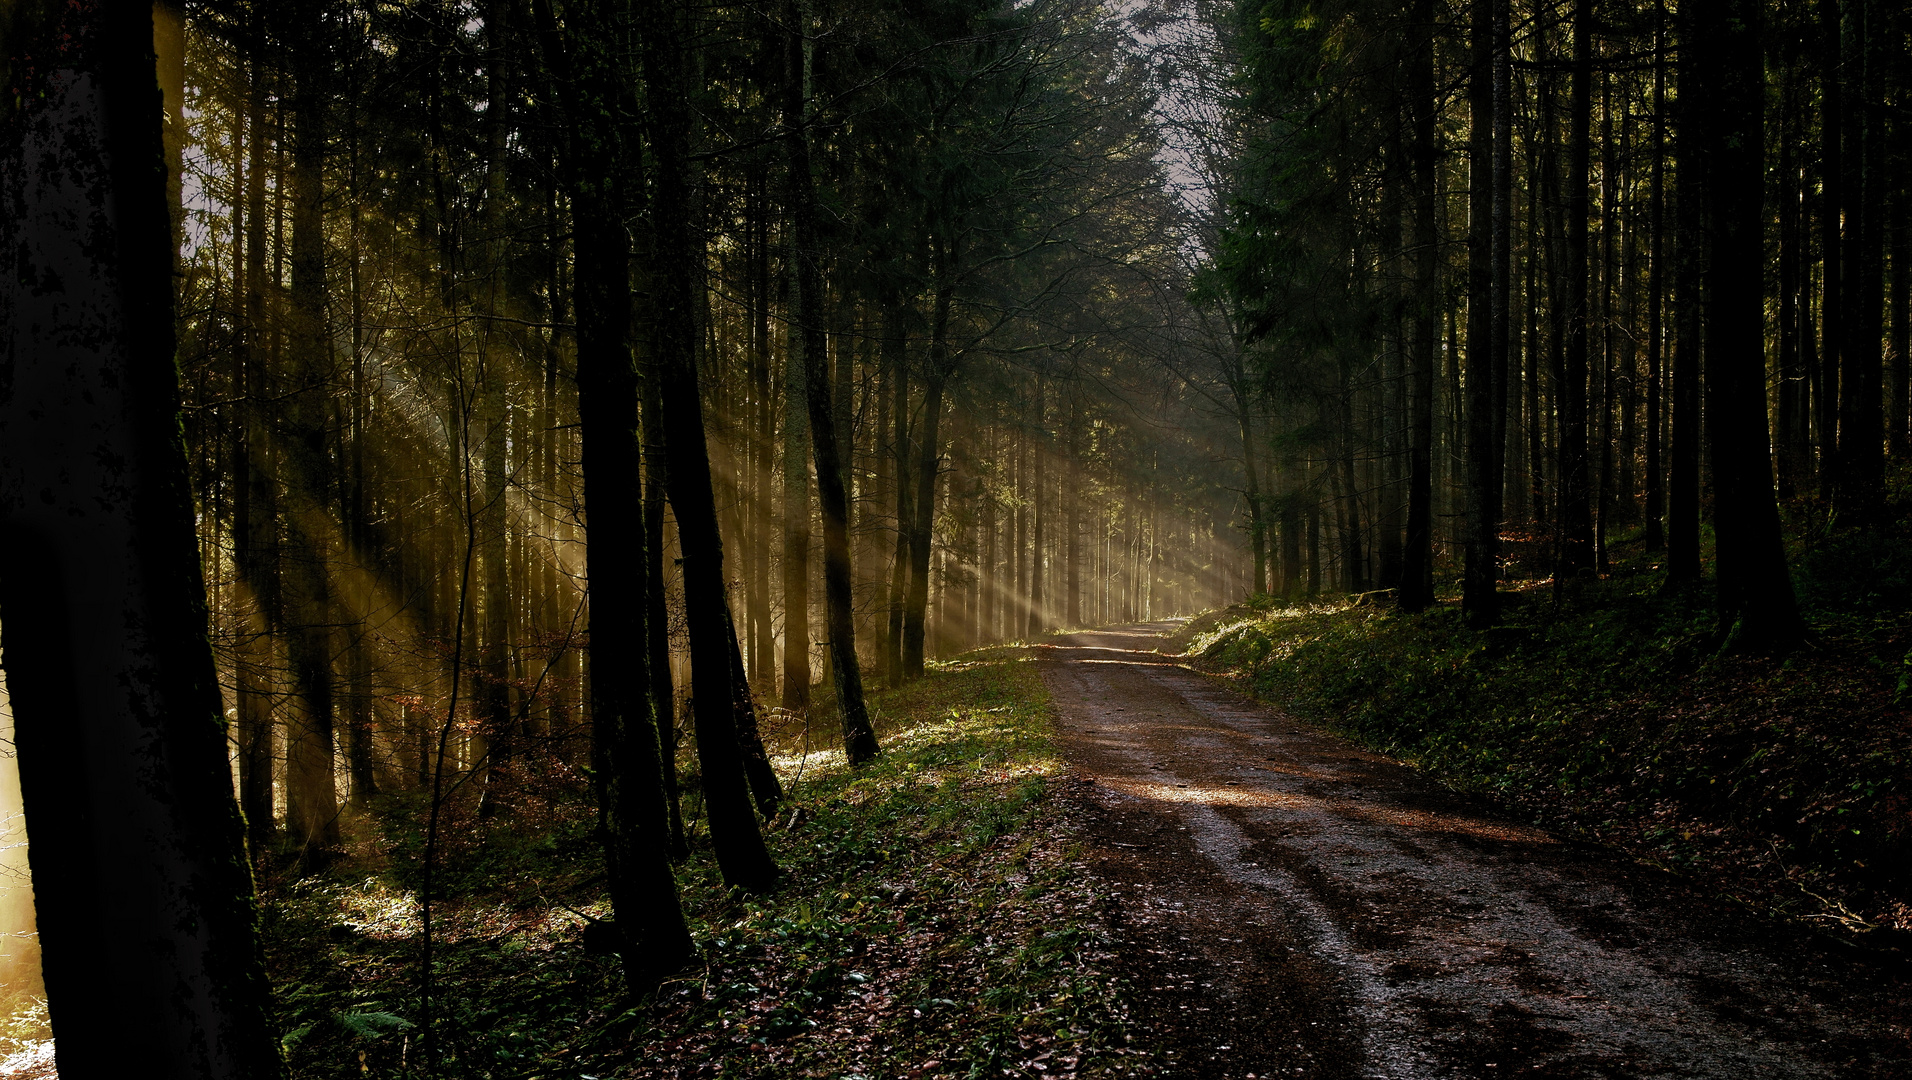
top-left (1039, 625), bottom-right (1910, 1079)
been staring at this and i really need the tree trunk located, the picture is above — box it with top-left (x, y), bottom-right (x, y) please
top-left (1692, 0), bottom-right (1805, 650)
top-left (0, 5), bottom-right (283, 1070)
top-left (1775, 65), bottom-right (1804, 501)
top-left (1555, 0), bottom-right (1595, 584)
top-left (1816, 0), bottom-right (1841, 502)
top-left (904, 286), bottom-right (953, 677)
top-left (1065, 389), bottom-right (1082, 625)
top-left (781, 273), bottom-right (812, 711)
top-left (1235, 368), bottom-right (1267, 596)
top-left (534, 0), bottom-right (697, 970)
top-left (284, 0), bottom-right (337, 870)
top-left (784, 0), bottom-right (878, 762)
top-left (1643, 8), bottom-right (1668, 548)
top-left (749, 169), bottom-right (775, 687)
top-left (725, 605), bottom-right (783, 812)
top-left (1666, 0), bottom-right (1705, 585)
top-left (640, 356), bottom-right (689, 856)
top-left (884, 303), bottom-right (913, 684)
top-left (1400, 0), bottom-right (1438, 611)
top-left (1463, 0), bottom-right (1499, 625)
top-left (1892, 167), bottom-right (1910, 457)
top-left (1026, 372), bottom-right (1046, 638)
top-left (476, 0), bottom-right (514, 817)
top-left (636, 0), bottom-right (781, 892)
top-left (1834, 0), bottom-right (1884, 519)
top-left (236, 39), bottom-right (279, 858)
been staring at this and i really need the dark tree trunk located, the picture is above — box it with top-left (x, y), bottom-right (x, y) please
top-left (1643, 7), bottom-right (1668, 549)
top-left (784, 0), bottom-right (878, 763)
top-left (1463, 0), bottom-right (1500, 625)
top-left (1555, 0), bottom-right (1595, 584)
top-left (283, 0), bottom-right (337, 871)
top-left (1026, 371), bottom-right (1046, 637)
top-left (1235, 369), bottom-right (1267, 596)
top-left (1490, 0), bottom-right (1512, 554)
top-left (1776, 60), bottom-right (1804, 502)
top-left (1066, 392), bottom-right (1083, 625)
top-left (0, 5), bottom-right (283, 1072)
top-left (1892, 167), bottom-right (1910, 457)
top-left (1306, 494), bottom-right (1321, 597)
top-left (236, 39), bottom-right (279, 859)
top-left (1817, 0), bottom-right (1842, 501)
top-left (749, 169), bottom-right (775, 686)
top-left (905, 283), bottom-right (953, 676)
top-left (1693, 0), bottom-right (1806, 650)
top-left (1666, 0), bottom-right (1705, 586)
top-left (884, 303), bottom-right (913, 684)
top-left (1338, 367), bottom-right (1365, 593)
top-left (534, 0), bottom-right (696, 972)
top-left (781, 187), bottom-right (812, 712)
top-left (636, 0), bottom-right (781, 892)
top-left (725, 605), bottom-right (783, 813)
top-left (1834, 0), bottom-right (1884, 519)
top-left (476, 0), bottom-right (514, 819)
top-left (1400, 0), bottom-right (1438, 612)
top-left (640, 355), bottom-right (688, 857)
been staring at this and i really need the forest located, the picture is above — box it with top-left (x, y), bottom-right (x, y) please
top-left (0, 0), bottom-right (1905, 1075)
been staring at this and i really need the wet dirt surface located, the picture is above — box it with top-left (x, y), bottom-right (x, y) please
top-left (1040, 624), bottom-right (1912, 1079)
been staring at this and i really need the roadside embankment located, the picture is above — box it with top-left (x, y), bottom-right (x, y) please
top-left (1170, 578), bottom-right (1911, 954)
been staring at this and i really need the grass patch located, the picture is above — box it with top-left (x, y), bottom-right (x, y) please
top-left (264, 647), bottom-right (1141, 1079)
top-left (1180, 561), bottom-right (1912, 948)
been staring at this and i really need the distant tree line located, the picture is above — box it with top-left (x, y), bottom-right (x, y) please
top-left (1186, 0), bottom-right (1907, 647)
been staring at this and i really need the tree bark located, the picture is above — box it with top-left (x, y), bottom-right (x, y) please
top-left (749, 168), bottom-right (775, 686)
top-left (636, 0), bottom-right (781, 892)
top-left (283, 0), bottom-right (338, 870)
top-left (904, 333), bottom-right (950, 673)
top-left (884, 303), bottom-right (913, 684)
top-left (1892, 164), bottom-right (1910, 457)
top-left (476, 0), bottom-right (514, 817)
top-left (534, 0), bottom-right (697, 971)
top-left (784, 0), bottom-right (878, 763)
top-left (235, 37), bottom-right (279, 859)
top-left (1026, 371), bottom-right (1046, 637)
top-left (1666, 0), bottom-right (1704, 585)
top-left (781, 219), bottom-right (812, 710)
top-left (1834, 0), bottom-right (1884, 519)
top-left (1463, 0), bottom-right (1499, 625)
top-left (1693, 0), bottom-right (1806, 650)
top-left (1643, 7), bottom-right (1667, 549)
top-left (1555, 0), bottom-right (1595, 584)
top-left (640, 351), bottom-right (689, 856)
top-left (1817, 0), bottom-right (1842, 502)
top-left (0, 4), bottom-right (283, 1071)
top-left (1234, 369), bottom-right (1267, 597)
top-left (1399, 0), bottom-right (1438, 612)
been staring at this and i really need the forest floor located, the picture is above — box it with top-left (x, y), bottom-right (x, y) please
top-left (0, 648), bottom-right (1163, 1080)
top-left (1043, 622), bottom-right (1912, 1078)
top-left (3, 609), bottom-right (1909, 1078)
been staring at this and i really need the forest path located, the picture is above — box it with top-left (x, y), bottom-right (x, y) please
top-left (1038, 624), bottom-right (1908, 1079)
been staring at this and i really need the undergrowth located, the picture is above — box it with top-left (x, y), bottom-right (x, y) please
top-left (263, 647), bottom-right (1140, 1079)
top-left (1176, 528), bottom-right (1912, 949)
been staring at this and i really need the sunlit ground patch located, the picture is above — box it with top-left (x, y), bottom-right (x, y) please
top-left (0, 996), bottom-right (48, 1077)
top-left (1101, 776), bottom-right (1558, 847)
top-left (0, 1038), bottom-right (51, 1079)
